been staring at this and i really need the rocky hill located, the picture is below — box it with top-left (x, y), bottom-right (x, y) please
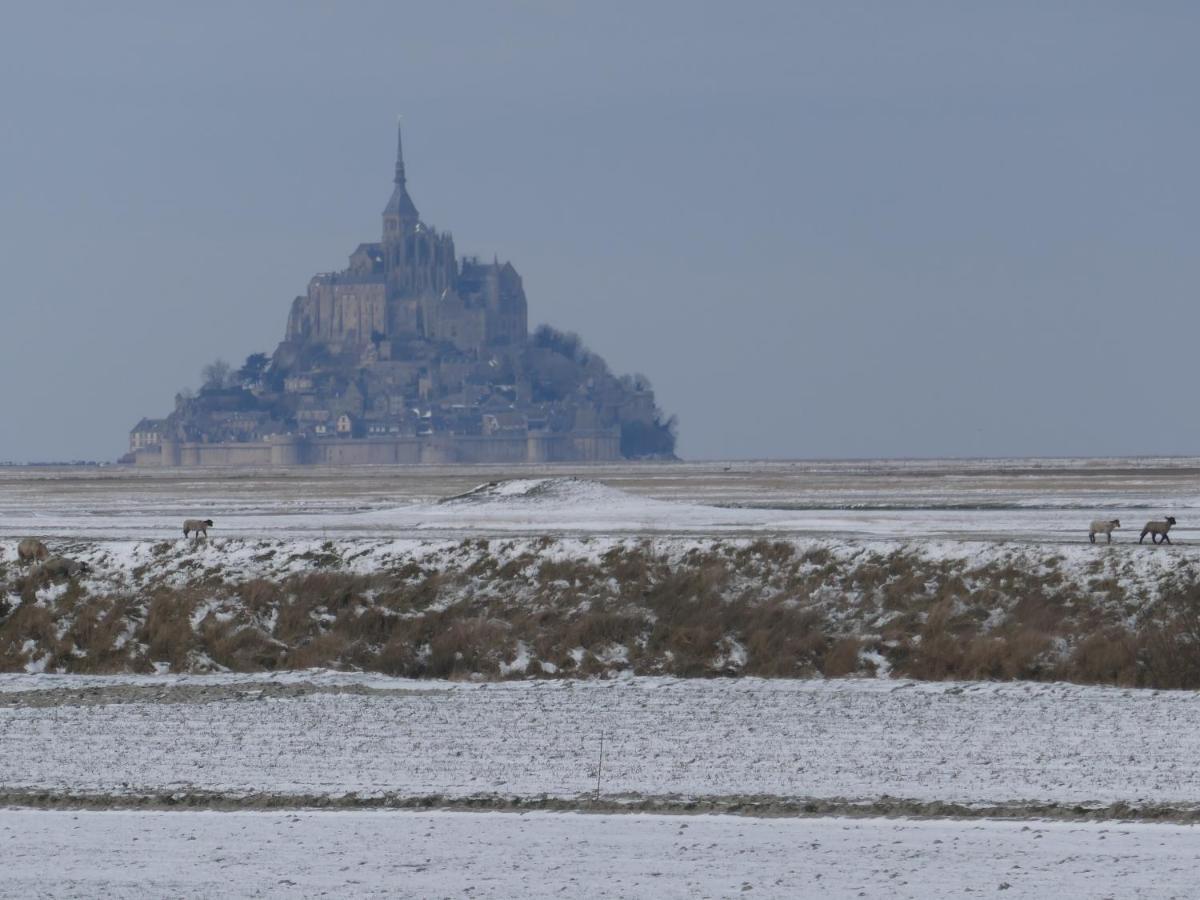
top-left (127, 124), bottom-right (676, 466)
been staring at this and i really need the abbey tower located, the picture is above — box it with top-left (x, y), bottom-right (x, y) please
top-left (284, 122), bottom-right (526, 357)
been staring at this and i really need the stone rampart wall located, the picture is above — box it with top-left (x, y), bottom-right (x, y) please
top-left (134, 429), bottom-right (620, 467)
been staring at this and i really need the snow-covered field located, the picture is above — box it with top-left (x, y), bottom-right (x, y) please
top-left (3, 674), bottom-right (1199, 897)
top-left (3, 457), bottom-right (1200, 542)
top-left (2, 675), bottom-right (1199, 811)
top-left (5, 460), bottom-right (1200, 896)
top-left (2, 808), bottom-right (1194, 899)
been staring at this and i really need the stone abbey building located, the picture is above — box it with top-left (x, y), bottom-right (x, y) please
top-left (129, 124), bottom-right (676, 466)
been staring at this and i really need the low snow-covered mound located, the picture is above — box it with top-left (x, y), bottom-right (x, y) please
top-left (361, 477), bottom-right (773, 533)
top-left (440, 477), bottom-right (654, 507)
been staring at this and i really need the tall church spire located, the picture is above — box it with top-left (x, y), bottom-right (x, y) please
top-left (394, 117), bottom-right (406, 186)
top-left (383, 118), bottom-right (419, 223)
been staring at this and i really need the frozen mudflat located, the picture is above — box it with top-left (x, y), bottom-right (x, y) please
top-left (3, 457), bottom-right (1200, 542)
top-left (3, 675), bottom-right (1200, 811)
top-left (2, 809), bottom-right (1196, 899)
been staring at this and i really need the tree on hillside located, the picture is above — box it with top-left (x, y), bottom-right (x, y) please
top-left (236, 352), bottom-right (271, 385)
top-left (532, 325), bottom-right (584, 361)
top-left (201, 359), bottom-right (233, 390)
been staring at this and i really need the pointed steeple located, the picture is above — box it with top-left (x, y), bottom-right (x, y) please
top-left (394, 117), bottom-right (407, 187)
top-left (383, 118), bottom-right (419, 222)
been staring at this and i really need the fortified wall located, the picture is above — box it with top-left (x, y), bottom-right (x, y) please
top-left (142, 429), bottom-right (620, 467)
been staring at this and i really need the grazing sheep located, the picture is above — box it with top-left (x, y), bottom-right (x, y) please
top-left (1140, 516), bottom-right (1178, 545)
top-left (17, 539), bottom-right (49, 564)
top-left (183, 518), bottom-right (214, 539)
top-left (1089, 518), bottom-right (1121, 544)
top-left (37, 556), bottom-right (90, 580)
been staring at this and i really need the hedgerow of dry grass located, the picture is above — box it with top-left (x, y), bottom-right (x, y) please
top-left (4, 538), bottom-right (1200, 687)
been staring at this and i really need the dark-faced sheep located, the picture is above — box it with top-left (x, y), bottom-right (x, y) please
top-left (183, 518), bottom-right (214, 539)
top-left (17, 539), bottom-right (49, 564)
top-left (1140, 516), bottom-right (1178, 545)
top-left (38, 556), bottom-right (90, 580)
top-left (1089, 519), bottom-right (1121, 544)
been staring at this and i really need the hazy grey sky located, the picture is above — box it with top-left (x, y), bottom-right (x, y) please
top-left (1, 2), bottom-right (1197, 462)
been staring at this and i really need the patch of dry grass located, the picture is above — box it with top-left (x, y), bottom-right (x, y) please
top-left (5, 539), bottom-right (1200, 687)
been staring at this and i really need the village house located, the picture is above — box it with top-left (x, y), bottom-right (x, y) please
top-left (129, 418), bottom-right (166, 452)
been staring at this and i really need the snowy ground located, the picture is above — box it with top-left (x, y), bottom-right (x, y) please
top-left (19, 526), bottom-right (1198, 612)
top-left (3, 457), bottom-right (1200, 543)
top-left (6, 466), bottom-right (1200, 624)
top-left (2, 809), bottom-right (1195, 899)
top-left (3, 675), bottom-right (1200, 811)
top-left (5, 461), bottom-right (1200, 895)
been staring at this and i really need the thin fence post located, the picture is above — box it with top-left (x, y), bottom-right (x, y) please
top-left (595, 729), bottom-right (605, 801)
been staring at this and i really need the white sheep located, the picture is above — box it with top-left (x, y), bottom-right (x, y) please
top-left (1088, 518), bottom-right (1120, 544)
top-left (183, 518), bottom-right (214, 539)
top-left (1139, 516), bottom-right (1177, 545)
top-left (17, 538), bottom-right (49, 564)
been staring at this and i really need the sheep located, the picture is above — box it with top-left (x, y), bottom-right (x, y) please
top-left (38, 556), bottom-right (90, 579)
top-left (16, 539), bottom-right (49, 564)
top-left (1088, 518), bottom-right (1121, 544)
top-left (1140, 516), bottom-right (1178, 545)
top-left (183, 518), bottom-right (214, 539)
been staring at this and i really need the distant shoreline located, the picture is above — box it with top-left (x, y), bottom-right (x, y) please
top-left (6, 453), bottom-right (1200, 470)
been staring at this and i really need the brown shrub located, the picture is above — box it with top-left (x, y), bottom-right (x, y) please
top-left (274, 596), bottom-right (325, 643)
top-left (389, 560), bottom-right (434, 581)
top-left (401, 573), bottom-right (444, 610)
top-left (374, 635), bottom-right (422, 676)
top-left (881, 572), bottom-right (927, 610)
top-left (496, 555), bottom-right (537, 580)
top-left (139, 592), bottom-right (197, 671)
top-left (209, 626), bottom-right (285, 671)
top-left (1065, 630), bottom-right (1139, 686)
top-left (1006, 588), bottom-right (1069, 636)
top-left (899, 600), bottom-right (968, 681)
top-left (1136, 585), bottom-right (1200, 689)
top-left (601, 546), bottom-right (655, 588)
top-left (644, 564), bottom-right (729, 620)
top-left (740, 605), bottom-right (829, 677)
top-left (661, 622), bottom-right (724, 676)
top-left (901, 634), bottom-right (962, 681)
top-left (821, 637), bottom-right (862, 677)
top-left (238, 579), bottom-right (282, 617)
top-left (959, 630), bottom-right (1050, 681)
top-left (564, 609), bottom-right (645, 650)
top-left (65, 596), bottom-right (136, 673)
top-left (287, 572), bottom-right (366, 611)
top-left (13, 570), bottom-right (49, 605)
top-left (271, 571), bottom-right (372, 643)
top-left (0, 603), bottom-right (63, 671)
top-left (335, 607), bottom-right (397, 645)
top-left (425, 618), bottom-right (508, 678)
top-left (284, 632), bottom-right (350, 670)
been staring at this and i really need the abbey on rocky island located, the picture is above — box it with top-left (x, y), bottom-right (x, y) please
top-left (128, 123), bottom-right (676, 466)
